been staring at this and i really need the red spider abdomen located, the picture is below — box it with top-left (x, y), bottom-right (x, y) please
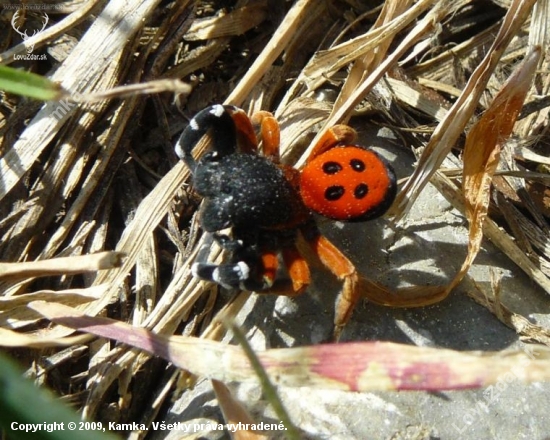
top-left (299, 146), bottom-right (396, 221)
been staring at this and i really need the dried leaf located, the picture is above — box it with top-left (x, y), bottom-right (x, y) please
top-left (296, 0), bottom-right (449, 168)
top-left (393, 0), bottom-right (539, 218)
top-left (226, 0), bottom-right (319, 106)
top-left (0, 285), bottom-right (106, 311)
top-left (0, 0), bottom-right (163, 202)
top-left (185, 1), bottom-right (267, 41)
top-left (0, 252), bottom-right (124, 280)
top-left (211, 380), bottom-right (270, 440)
top-left (0, 327), bottom-right (91, 348)
top-left (30, 302), bottom-right (550, 391)
top-left (0, 285), bottom-right (107, 330)
top-left (303, 0), bottom-right (430, 90)
top-left (447, 46), bottom-right (541, 291)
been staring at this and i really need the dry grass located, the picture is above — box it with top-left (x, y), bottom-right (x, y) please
top-left (1, 0), bottom-right (550, 437)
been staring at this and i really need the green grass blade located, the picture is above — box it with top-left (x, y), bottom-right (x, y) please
top-left (0, 352), bottom-right (119, 440)
top-left (0, 65), bottom-right (63, 101)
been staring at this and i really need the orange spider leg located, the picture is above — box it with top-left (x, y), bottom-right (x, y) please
top-left (304, 231), bottom-right (359, 340)
top-left (227, 107), bottom-right (259, 154)
top-left (281, 245), bottom-right (310, 295)
top-left (256, 245), bottom-right (310, 296)
top-left (251, 111), bottom-right (281, 163)
top-left (307, 125), bottom-right (357, 163)
top-left (260, 250), bottom-right (279, 288)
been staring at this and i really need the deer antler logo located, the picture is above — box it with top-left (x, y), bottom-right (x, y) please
top-left (11, 10), bottom-right (49, 54)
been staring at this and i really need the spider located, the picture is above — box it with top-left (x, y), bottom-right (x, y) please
top-left (175, 104), bottom-right (397, 338)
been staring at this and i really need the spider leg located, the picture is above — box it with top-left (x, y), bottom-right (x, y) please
top-left (192, 232), bottom-right (279, 291)
top-left (281, 245), bottom-right (310, 295)
top-left (195, 231), bottom-right (216, 267)
top-left (175, 104), bottom-right (262, 171)
top-left (307, 125), bottom-right (357, 163)
top-left (192, 232), bottom-right (246, 288)
top-left (214, 249), bottom-right (281, 292)
top-left (193, 237), bottom-right (311, 295)
top-left (225, 107), bottom-right (259, 154)
top-left (251, 111), bottom-right (281, 162)
top-left (175, 104), bottom-right (237, 171)
top-left (302, 226), bottom-right (359, 340)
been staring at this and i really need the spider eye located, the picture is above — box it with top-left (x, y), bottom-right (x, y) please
top-left (299, 146), bottom-right (397, 221)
